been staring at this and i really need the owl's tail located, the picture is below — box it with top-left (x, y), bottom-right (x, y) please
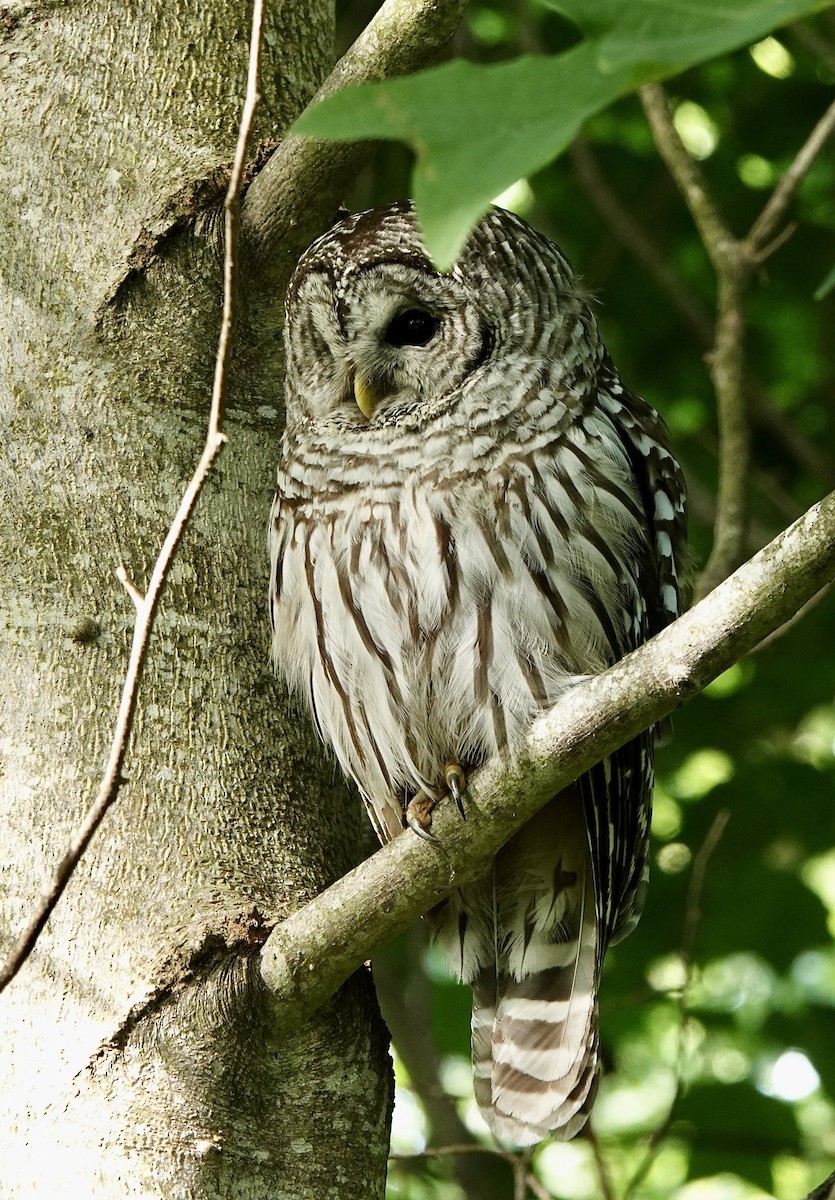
top-left (431, 789), bottom-right (600, 1144)
top-left (470, 869), bottom-right (599, 1145)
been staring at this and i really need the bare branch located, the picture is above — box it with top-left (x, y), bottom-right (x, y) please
top-left (681, 810), bottom-right (730, 979)
top-left (0, 0), bottom-right (265, 997)
top-left (700, 265), bottom-right (748, 599)
top-left (746, 98), bottom-right (835, 257)
top-left (640, 83), bottom-right (750, 601)
top-left (584, 1126), bottom-right (617, 1200)
top-left (525, 1171), bottom-right (555, 1200)
top-left (260, 491), bottom-right (835, 1022)
top-left (240, 0), bottom-right (466, 309)
top-left (116, 565), bottom-right (144, 611)
top-left (639, 85), bottom-right (736, 275)
top-left (640, 86), bottom-right (835, 601)
top-left (392, 1142), bottom-right (545, 1200)
top-left (391, 1143), bottom-right (501, 1160)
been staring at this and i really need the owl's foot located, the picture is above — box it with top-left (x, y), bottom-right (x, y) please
top-left (406, 792), bottom-right (440, 843)
top-left (444, 762), bottom-right (467, 819)
top-left (406, 765), bottom-right (467, 842)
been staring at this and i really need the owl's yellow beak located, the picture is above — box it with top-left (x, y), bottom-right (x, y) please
top-left (353, 373), bottom-right (382, 419)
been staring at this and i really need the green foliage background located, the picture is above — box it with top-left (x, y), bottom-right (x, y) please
top-left (329, 4), bottom-right (835, 1197)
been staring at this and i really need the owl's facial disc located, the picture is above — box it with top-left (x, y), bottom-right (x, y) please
top-left (284, 258), bottom-right (486, 428)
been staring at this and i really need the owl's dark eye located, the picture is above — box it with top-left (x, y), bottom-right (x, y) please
top-left (383, 308), bottom-right (440, 348)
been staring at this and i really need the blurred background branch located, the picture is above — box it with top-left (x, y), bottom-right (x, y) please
top-left (640, 82), bottom-right (835, 600)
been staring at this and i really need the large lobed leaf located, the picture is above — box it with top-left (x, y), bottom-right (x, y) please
top-left (292, 0), bottom-right (832, 267)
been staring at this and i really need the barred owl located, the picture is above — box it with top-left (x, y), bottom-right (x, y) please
top-left (269, 200), bottom-right (687, 1145)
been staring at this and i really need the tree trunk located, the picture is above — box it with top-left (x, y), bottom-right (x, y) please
top-left (0, 2), bottom-right (393, 1195)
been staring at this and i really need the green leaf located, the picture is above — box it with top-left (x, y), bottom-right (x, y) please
top-left (543, 0), bottom-right (832, 74)
top-left (293, 44), bottom-right (629, 269)
top-left (292, 0), bottom-right (831, 266)
top-left (814, 261), bottom-right (835, 300)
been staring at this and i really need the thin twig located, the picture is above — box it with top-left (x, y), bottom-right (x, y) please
top-left (525, 1171), bottom-right (554, 1200)
top-left (392, 1143), bottom-right (545, 1200)
top-left (639, 85), bottom-right (735, 275)
top-left (514, 1157), bottom-right (527, 1200)
top-left (623, 810), bottom-right (730, 1199)
top-left (746, 98), bottom-right (835, 255)
top-left (0, 0), bottom-right (265, 997)
top-left (640, 85), bottom-right (835, 602)
top-left (680, 810), bottom-right (730, 977)
top-left (116, 565), bottom-right (144, 611)
top-left (391, 1143), bottom-right (501, 1159)
top-left (584, 1126), bottom-right (617, 1200)
top-left (640, 83), bottom-right (750, 602)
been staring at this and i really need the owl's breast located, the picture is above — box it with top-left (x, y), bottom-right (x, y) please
top-left (270, 412), bottom-right (649, 840)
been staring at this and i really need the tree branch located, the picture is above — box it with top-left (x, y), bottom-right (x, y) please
top-left (746, 97), bottom-right (835, 254)
top-left (0, 0), bottom-right (265, 997)
top-left (640, 83), bottom-right (750, 601)
top-left (640, 85), bottom-right (835, 601)
top-left (240, 0), bottom-right (466, 312)
top-left (261, 490), bottom-right (835, 1021)
top-left (569, 137), bottom-right (835, 494)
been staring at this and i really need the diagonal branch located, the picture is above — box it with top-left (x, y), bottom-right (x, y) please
top-left (261, 490), bottom-right (835, 1021)
top-left (746, 97), bottom-right (835, 254)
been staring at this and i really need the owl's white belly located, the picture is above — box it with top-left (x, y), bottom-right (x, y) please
top-left (271, 437), bottom-right (645, 843)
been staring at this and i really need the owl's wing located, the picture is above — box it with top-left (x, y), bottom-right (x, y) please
top-left (597, 363), bottom-right (688, 633)
top-left (586, 370), bottom-right (688, 950)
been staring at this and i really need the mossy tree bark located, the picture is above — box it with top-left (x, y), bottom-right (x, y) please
top-left (0, 2), bottom-right (392, 1195)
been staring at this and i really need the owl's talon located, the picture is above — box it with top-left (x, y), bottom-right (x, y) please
top-left (444, 762), bottom-right (467, 820)
top-left (406, 793), bottom-right (439, 843)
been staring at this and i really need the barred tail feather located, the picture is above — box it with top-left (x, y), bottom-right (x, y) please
top-left (472, 872), bottom-right (599, 1145)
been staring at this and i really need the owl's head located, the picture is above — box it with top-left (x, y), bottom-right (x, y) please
top-left (283, 200), bottom-right (596, 432)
